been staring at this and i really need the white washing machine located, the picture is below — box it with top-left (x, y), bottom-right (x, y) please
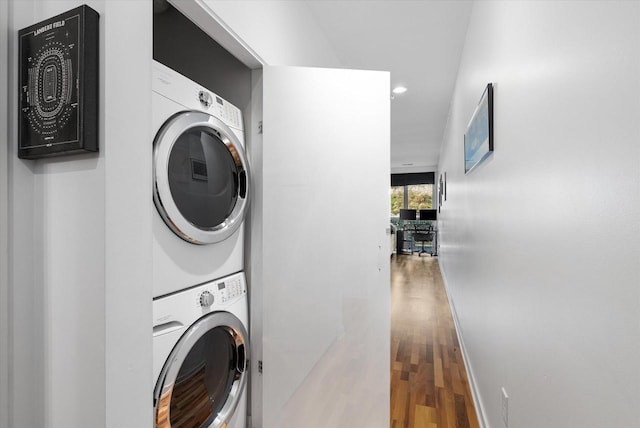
top-left (153, 271), bottom-right (249, 428)
top-left (152, 60), bottom-right (250, 298)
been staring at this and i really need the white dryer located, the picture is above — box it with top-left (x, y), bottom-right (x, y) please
top-left (152, 61), bottom-right (250, 297)
top-left (153, 271), bottom-right (249, 428)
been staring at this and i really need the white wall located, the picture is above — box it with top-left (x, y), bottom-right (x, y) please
top-left (103, 2), bottom-right (153, 427)
top-left (438, 2), bottom-right (640, 427)
top-left (0, 2), bottom-right (9, 427)
top-left (5, 1), bottom-right (153, 427)
top-left (7, 4), bottom-right (69, 425)
top-left (205, 0), bottom-right (342, 68)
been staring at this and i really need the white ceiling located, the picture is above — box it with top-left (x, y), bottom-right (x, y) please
top-left (304, 0), bottom-right (473, 171)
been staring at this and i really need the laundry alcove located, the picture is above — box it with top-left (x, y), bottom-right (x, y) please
top-left (165, 1), bottom-right (392, 426)
top-left (1, 1), bottom-right (391, 427)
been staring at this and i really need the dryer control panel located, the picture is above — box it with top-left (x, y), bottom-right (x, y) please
top-left (203, 91), bottom-right (242, 130)
top-left (152, 60), bottom-right (243, 132)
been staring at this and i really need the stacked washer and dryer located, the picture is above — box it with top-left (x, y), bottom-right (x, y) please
top-left (151, 60), bottom-right (250, 428)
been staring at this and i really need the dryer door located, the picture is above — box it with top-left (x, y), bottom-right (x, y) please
top-left (154, 111), bottom-right (249, 244)
top-left (154, 311), bottom-right (249, 428)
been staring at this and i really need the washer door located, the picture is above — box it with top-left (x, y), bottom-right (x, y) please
top-left (154, 312), bottom-right (249, 428)
top-left (154, 111), bottom-right (249, 244)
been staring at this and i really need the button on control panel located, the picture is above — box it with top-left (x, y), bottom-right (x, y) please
top-left (215, 96), bottom-right (242, 129)
top-left (217, 275), bottom-right (245, 303)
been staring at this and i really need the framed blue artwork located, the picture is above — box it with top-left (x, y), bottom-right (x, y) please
top-left (464, 83), bottom-right (493, 174)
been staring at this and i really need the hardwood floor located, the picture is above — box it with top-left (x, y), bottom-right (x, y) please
top-left (390, 254), bottom-right (479, 428)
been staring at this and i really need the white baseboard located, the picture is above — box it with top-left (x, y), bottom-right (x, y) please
top-left (438, 259), bottom-right (490, 428)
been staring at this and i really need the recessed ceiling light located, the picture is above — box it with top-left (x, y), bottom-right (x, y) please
top-left (392, 86), bottom-right (407, 94)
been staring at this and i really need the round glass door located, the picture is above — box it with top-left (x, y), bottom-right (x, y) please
top-left (154, 111), bottom-right (249, 244)
top-left (154, 312), bottom-right (248, 428)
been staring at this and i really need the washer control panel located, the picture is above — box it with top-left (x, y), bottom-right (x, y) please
top-left (192, 271), bottom-right (246, 310)
top-left (153, 271), bottom-right (247, 339)
top-left (215, 274), bottom-right (244, 303)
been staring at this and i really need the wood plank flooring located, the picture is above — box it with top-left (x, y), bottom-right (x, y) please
top-left (391, 254), bottom-right (479, 428)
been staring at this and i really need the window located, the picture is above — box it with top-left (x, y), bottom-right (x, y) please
top-left (390, 186), bottom-right (404, 216)
top-left (390, 184), bottom-right (433, 217)
top-left (407, 184), bottom-right (433, 211)
top-left (390, 172), bottom-right (435, 218)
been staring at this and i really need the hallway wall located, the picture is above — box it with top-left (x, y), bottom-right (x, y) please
top-left (438, 2), bottom-right (640, 427)
top-left (3, 1), bottom-right (153, 427)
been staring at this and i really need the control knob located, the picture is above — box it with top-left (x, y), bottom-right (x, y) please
top-left (199, 291), bottom-right (214, 307)
top-left (198, 90), bottom-right (212, 108)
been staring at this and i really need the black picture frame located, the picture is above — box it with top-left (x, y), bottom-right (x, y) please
top-left (443, 172), bottom-right (447, 201)
top-left (438, 173), bottom-right (443, 213)
top-left (18, 5), bottom-right (99, 159)
top-left (464, 83), bottom-right (493, 174)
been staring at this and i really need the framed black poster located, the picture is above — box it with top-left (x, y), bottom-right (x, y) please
top-left (18, 5), bottom-right (99, 159)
